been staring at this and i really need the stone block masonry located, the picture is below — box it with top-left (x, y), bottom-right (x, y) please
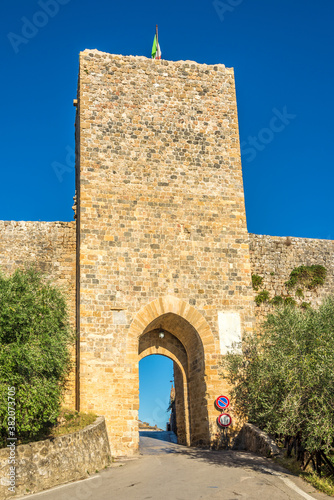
top-left (249, 234), bottom-right (334, 325)
top-left (1, 49), bottom-right (333, 461)
top-left (0, 416), bottom-right (110, 499)
top-left (76, 50), bottom-right (255, 456)
top-left (0, 221), bottom-right (76, 407)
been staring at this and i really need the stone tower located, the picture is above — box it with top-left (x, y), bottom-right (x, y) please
top-left (75, 49), bottom-right (255, 456)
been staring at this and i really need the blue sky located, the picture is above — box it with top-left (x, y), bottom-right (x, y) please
top-left (139, 356), bottom-right (174, 428)
top-left (1, 0), bottom-right (333, 427)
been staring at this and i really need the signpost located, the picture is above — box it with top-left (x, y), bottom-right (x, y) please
top-left (217, 413), bottom-right (232, 428)
top-left (215, 395), bottom-right (229, 411)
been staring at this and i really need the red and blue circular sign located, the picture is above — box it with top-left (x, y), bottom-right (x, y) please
top-left (215, 395), bottom-right (230, 411)
top-left (217, 413), bottom-right (232, 428)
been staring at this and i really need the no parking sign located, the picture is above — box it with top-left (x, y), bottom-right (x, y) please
top-left (215, 395), bottom-right (229, 411)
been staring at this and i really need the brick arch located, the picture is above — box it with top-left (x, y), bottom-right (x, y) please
top-left (128, 296), bottom-right (216, 351)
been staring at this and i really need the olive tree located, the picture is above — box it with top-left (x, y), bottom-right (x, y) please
top-left (222, 296), bottom-right (334, 454)
top-left (0, 268), bottom-right (73, 446)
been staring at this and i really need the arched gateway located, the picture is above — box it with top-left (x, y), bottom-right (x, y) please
top-left (76, 50), bottom-right (255, 456)
top-left (0, 49), bottom-right (333, 461)
top-left (133, 296), bottom-right (219, 448)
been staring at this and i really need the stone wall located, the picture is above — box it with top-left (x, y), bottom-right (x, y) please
top-left (235, 423), bottom-right (280, 457)
top-left (0, 221), bottom-right (77, 407)
top-left (2, 51), bottom-right (333, 461)
top-left (249, 234), bottom-right (334, 325)
top-left (76, 49), bottom-right (255, 456)
top-left (173, 361), bottom-right (187, 445)
top-left (0, 417), bottom-right (110, 499)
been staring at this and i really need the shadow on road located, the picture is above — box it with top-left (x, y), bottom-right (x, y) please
top-left (166, 446), bottom-right (296, 477)
top-left (139, 431), bottom-right (296, 479)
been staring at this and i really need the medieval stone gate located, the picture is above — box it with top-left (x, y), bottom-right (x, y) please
top-left (1, 49), bottom-right (333, 459)
top-left (75, 50), bottom-right (255, 456)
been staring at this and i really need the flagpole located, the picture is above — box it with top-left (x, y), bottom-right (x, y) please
top-left (156, 24), bottom-right (159, 58)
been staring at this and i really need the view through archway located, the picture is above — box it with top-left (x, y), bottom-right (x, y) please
top-left (136, 309), bottom-right (211, 448)
top-left (138, 355), bottom-right (174, 433)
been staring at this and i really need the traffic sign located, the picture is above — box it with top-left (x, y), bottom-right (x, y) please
top-left (217, 413), bottom-right (232, 428)
top-left (215, 395), bottom-right (229, 410)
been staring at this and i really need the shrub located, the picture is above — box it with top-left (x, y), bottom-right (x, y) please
top-left (221, 296), bottom-right (334, 454)
top-left (255, 290), bottom-right (269, 306)
top-left (0, 268), bottom-right (73, 446)
top-left (251, 274), bottom-right (263, 291)
top-left (271, 295), bottom-right (283, 306)
top-left (285, 265), bottom-right (327, 290)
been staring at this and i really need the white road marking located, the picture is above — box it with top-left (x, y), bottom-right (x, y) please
top-left (14, 474), bottom-right (103, 499)
top-left (260, 466), bottom-right (316, 500)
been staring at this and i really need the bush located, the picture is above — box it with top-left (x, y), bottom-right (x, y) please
top-left (254, 290), bottom-right (269, 306)
top-left (0, 268), bottom-right (74, 446)
top-left (284, 296), bottom-right (297, 307)
top-left (251, 274), bottom-right (263, 291)
top-left (285, 265), bottom-right (327, 290)
top-left (271, 295), bottom-right (283, 306)
top-left (222, 296), bottom-right (334, 454)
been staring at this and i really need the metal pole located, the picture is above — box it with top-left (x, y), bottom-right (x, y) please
top-left (156, 24), bottom-right (158, 57)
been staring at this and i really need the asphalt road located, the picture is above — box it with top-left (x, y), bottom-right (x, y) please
top-left (19, 431), bottom-right (331, 500)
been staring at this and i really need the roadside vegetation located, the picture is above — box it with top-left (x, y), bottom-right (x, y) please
top-left (0, 268), bottom-right (75, 447)
top-left (222, 296), bottom-right (334, 491)
top-left (44, 408), bottom-right (97, 439)
top-left (275, 454), bottom-right (334, 497)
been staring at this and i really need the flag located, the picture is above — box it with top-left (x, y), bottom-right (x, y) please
top-left (151, 34), bottom-right (161, 59)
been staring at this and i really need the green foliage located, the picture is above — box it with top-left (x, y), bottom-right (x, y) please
top-left (285, 265), bottom-right (327, 290)
top-left (255, 290), bottom-right (269, 306)
top-left (51, 409), bottom-right (97, 439)
top-left (271, 295), bottom-right (283, 306)
top-left (296, 288), bottom-right (304, 298)
top-left (221, 296), bottom-right (334, 455)
top-left (275, 455), bottom-right (334, 496)
top-left (251, 274), bottom-right (263, 291)
top-left (301, 302), bottom-right (312, 310)
top-left (303, 470), bottom-right (334, 496)
top-left (284, 296), bottom-right (297, 307)
top-left (0, 268), bottom-right (74, 447)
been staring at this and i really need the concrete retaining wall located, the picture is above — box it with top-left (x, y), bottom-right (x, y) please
top-left (0, 416), bottom-right (111, 499)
